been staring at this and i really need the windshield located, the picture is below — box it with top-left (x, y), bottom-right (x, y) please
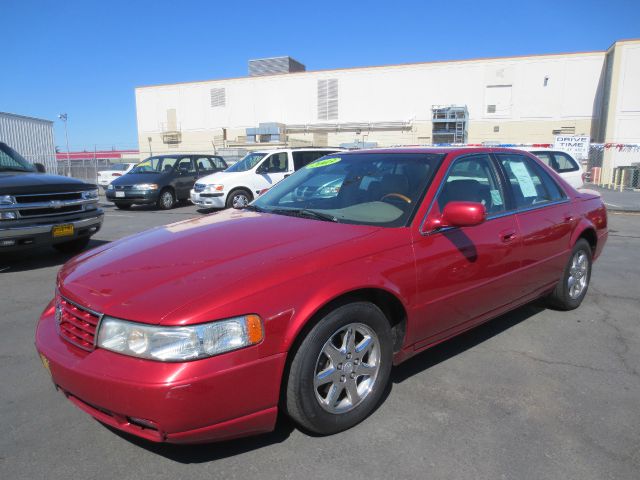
top-left (225, 152), bottom-right (267, 172)
top-left (252, 152), bottom-right (444, 227)
top-left (0, 143), bottom-right (37, 172)
top-left (130, 156), bottom-right (178, 174)
top-left (109, 163), bottom-right (131, 171)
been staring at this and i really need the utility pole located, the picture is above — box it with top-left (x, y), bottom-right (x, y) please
top-left (58, 113), bottom-right (71, 176)
top-left (147, 137), bottom-right (153, 157)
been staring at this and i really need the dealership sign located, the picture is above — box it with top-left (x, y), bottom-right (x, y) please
top-left (554, 135), bottom-right (590, 160)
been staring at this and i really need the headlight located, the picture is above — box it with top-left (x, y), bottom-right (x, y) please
top-left (107, 184), bottom-right (114, 190)
top-left (134, 183), bottom-right (159, 190)
top-left (0, 195), bottom-right (15, 205)
top-left (0, 211), bottom-right (17, 220)
top-left (81, 189), bottom-right (99, 200)
top-left (96, 315), bottom-right (263, 361)
top-left (205, 184), bottom-right (224, 193)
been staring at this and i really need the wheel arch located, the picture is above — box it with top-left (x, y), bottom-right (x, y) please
top-left (575, 225), bottom-right (598, 256)
top-left (278, 286), bottom-right (408, 409)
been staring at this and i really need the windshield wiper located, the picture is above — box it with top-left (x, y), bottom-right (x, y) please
top-left (271, 208), bottom-right (338, 223)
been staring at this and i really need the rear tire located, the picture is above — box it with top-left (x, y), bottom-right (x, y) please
top-left (114, 202), bottom-right (131, 210)
top-left (547, 239), bottom-right (592, 310)
top-left (156, 188), bottom-right (175, 210)
top-left (226, 188), bottom-right (252, 209)
top-left (285, 302), bottom-right (393, 435)
top-left (53, 237), bottom-right (91, 254)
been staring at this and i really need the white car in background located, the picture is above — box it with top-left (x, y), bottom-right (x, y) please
top-left (523, 148), bottom-right (585, 189)
top-left (97, 163), bottom-right (137, 189)
top-left (191, 148), bottom-right (342, 209)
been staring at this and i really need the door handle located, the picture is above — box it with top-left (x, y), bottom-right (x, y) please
top-left (500, 229), bottom-right (517, 243)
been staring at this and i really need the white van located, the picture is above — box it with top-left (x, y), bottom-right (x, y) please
top-left (191, 148), bottom-right (342, 209)
top-left (522, 148), bottom-right (586, 189)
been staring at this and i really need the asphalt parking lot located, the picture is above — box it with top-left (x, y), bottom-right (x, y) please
top-left (1, 199), bottom-right (639, 480)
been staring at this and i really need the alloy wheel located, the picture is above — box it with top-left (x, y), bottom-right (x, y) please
top-left (313, 322), bottom-right (381, 414)
top-left (568, 250), bottom-right (589, 299)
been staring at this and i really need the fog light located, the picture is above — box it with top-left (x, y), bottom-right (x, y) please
top-left (0, 211), bottom-right (17, 220)
top-left (0, 239), bottom-right (16, 247)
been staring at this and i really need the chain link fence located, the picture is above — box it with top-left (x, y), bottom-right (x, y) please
top-left (585, 145), bottom-right (640, 192)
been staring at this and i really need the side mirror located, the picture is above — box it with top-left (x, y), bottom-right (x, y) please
top-left (34, 163), bottom-right (46, 173)
top-left (426, 201), bottom-right (486, 230)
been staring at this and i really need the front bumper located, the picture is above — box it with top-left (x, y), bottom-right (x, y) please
top-left (106, 189), bottom-right (159, 204)
top-left (35, 301), bottom-right (285, 444)
top-left (191, 190), bottom-right (225, 208)
top-left (0, 211), bottom-right (103, 252)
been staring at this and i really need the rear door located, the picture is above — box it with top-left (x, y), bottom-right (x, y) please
top-left (412, 153), bottom-right (522, 342)
top-left (495, 152), bottom-right (574, 295)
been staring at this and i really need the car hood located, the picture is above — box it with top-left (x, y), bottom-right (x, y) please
top-left (58, 209), bottom-right (380, 325)
top-left (197, 170), bottom-right (250, 185)
top-left (0, 172), bottom-right (95, 195)
top-left (111, 172), bottom-right (169, 185)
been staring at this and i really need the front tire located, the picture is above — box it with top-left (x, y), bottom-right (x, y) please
top-left (156, 188), bottom-right (175, 210)
top-left (547, 239), bottom-right (592, 310)
top-left (226, 188), bottom-right (252, 209)
top-left (53, 237), bottom-right (90, 254)
top-left (285, 302), bottom-right (393, 435)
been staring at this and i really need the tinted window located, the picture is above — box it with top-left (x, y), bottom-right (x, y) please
top-left (195, 157), bottom-right (215, 172)
top-left (0, 144), bottom-right (36, 172)
top-left (253, 153), bottom-right (444, 227)
top-left (438, 154), bottom-right (505, 214)
top-left (212, 156), bottom-right (227, 169)
top-left (532, 151), bottom-right (553, 167)
top-left (131, 156), bottom-right (178, 173)
top-left (552, 152), bottom-right (579, 172)
top-left (497, 154), bottom-right (560, 208)
top-left (292, 151), bottom-right (338, 170)
top-left (260, 152), bottom-right (288, 173)
top-left (176, 157), bottom-right (195, 173)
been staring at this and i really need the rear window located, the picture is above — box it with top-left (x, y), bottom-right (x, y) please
top-left (292, 151), bottom-right (339, 170)
top-left (531, 151), bottom-right (579, 173)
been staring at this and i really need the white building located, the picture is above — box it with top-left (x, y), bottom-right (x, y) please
top-left (135, 39), bottom-right (640, 167)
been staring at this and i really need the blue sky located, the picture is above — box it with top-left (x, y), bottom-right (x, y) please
top-left (2, 0), bottom-right (639, 151)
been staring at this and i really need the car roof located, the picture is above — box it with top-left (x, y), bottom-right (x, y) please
top-left (251, 147), bottom-right (344, 154)
top-left (341, 146), bottom-right (542, 156)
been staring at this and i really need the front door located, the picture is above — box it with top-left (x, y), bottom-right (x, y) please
top-left (175, 157), bottom-right (197, 199)
top-left (411, 153), bottom-right (522, 344)
top-left (255, 152), bottom-right (290, 194)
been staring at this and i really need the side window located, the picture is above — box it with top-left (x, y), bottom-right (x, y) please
top-left (261, 153), bottom-right (288, 173)
top-left (552, 152), bottom-right (579, 173)
top-left (532, 151), bottom-right (553, 168)
top-left (195, 157), bottom-right (215, 173)
top-left (293, 151), bottom-right (329, 170)
top-left (176, 157), bottom-right (195, 173)
top-left (437, 154), bottom-right (505, 214)
top-left (213, 157), bottom-right (227, 169)
top-left (533, 163), bottom-right (566, 201)
top-left (497, 154), bottom-right (558, 208)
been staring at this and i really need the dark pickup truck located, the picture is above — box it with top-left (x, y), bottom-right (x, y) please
top-left (0, 142), bottom-right (103, 253)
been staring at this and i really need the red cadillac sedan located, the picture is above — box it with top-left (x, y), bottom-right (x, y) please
top-left (35, 148), bottom-right (607, 444)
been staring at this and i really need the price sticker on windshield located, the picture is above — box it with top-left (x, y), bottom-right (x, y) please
top-left (307, 157), bottom-right (341, 169)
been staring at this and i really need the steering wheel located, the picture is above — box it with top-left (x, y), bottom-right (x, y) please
top-left (381, 193), bottom-right (411, 204)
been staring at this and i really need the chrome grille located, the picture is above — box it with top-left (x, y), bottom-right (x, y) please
top-left (57, 297), bottom-right (102, 352)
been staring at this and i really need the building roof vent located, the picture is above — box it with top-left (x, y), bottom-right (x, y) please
top-left (248, 56), bottom-right (306, 77)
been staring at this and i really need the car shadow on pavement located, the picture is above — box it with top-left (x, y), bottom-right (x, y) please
top-left (103, 414), bottom-right (296, 464)
top-left (0, 239), bottom-right (111, 273)
top-left (391, 302), bottom-right (545, 384)
top-left (103, 302), bottom-right (545, 464)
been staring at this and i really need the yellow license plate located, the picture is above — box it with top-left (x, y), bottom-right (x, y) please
top-left (39, 353), bottom-right (51, 374)
top-left (52, 224), bottom-right (74, 238)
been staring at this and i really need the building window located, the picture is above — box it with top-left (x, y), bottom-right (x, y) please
top-left (210, 88), bottom-right (226, 107)
top-left (493, 125), bottom-right (500, 132)
top-left (487, 104), bottom-right (496, 114)
top-left (317, 79), bottom-right (338, 120)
